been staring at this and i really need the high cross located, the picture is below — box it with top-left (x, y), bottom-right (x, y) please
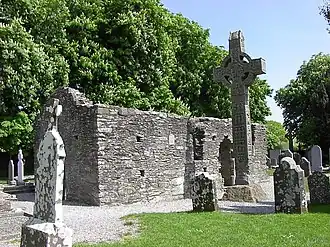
top-left (213, 30), bottom-right (266, 185)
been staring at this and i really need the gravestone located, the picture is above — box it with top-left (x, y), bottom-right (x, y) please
top-left (266, 156), bottom-right (271, 168)
top-left (219, 136), bottom-right (236, 186)
top-left (274, 157), bottom-right (307, 214)
top-left (8, 160), bottom-right (16, 185)
top-left (213, 30), bottom-right (266, 185)
top-left (293, 152), bottom-right (301, 166)
top-left (270, 158), bottom-right (277, 168)
top-left (310, 145), bottom-right (322, 172)
top-left (300, 157), bottom-right (311, 177)
top-left (17, 149), bottom-right (24, 185)
top-left (269, 149), bottom-right (281, 166)
top-left (191, 172), bottom-right (219, 212)
top-left (278, 149), bottom-right (293, 164)
top-left (20, 99), bottom-right (73, 247)
top-left (308, 171), bottom-right (330, 204)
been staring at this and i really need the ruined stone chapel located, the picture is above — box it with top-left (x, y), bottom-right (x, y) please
top-left (35, 30), bottom-right (268, 206)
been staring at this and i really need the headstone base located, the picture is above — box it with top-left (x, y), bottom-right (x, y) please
top-left (21, 218), bottom-right (73, 247)
top-left (8, 180), bottom-right (16, 186)
top-left (0, 191), bottom-right (12, 212)
top-left (221, 184), bottom-right (267, 203)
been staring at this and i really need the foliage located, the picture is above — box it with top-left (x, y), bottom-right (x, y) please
top-left (275, 53), bottom-right (330, 151)
top-left (75, 208), bottom-right (330, 247)
top-left (265, 120), bottom-right (288, 150)
top-left (0, 0), bottom-right (273, 152)
top-left (0, 112), bottom-right (33, 155)
top-left (0, 18), bottom-right (69, 117)
top-left (249, 78), bottom-right (273, 123)
top-left (320, 1), bottom-right (330, 32)
top-left (0, 18), bottom-right (69, 152)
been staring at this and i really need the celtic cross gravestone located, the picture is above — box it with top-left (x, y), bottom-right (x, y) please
top-left (213, 30), bottom-right (266, 185)
top-left (20, 98), bottom-right (73, 247)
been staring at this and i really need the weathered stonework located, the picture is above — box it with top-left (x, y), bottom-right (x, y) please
top-left (222, 184), bottom-right (266, 203)
top-left (308, 171), bottom-right (330, 204)
top-left (219, 136), bottom-right (236, 186)
top-left (269, 149), bottom-right (281, 166)
top-left (250, 123), bottom-right (268, 183)
top-left (274, 157), bottom-right (308, 214)
top-left (35, 87), bottom-right (268, 206)
top-left (21, 99), bottom-right (73, 247)
top-left (8, 160), bottom-right (15, 185)
top-left (17, 149), bottom-right (24, 185)
top-left (191, 172), bottom-right (220, 212)
top-left (21, 218), bottom-right (72, 247)
top-left (34, 99), bottom-right (65, 223)
top-left (213, 30), bottom-right (266, 185)
top-left (293, 152), bottom-right (301, 167)
top-left (300, 157), bottom-right (311, 177)
top-left (0, 191), bottom-right (11, 212)
top-left (310, 145), bottom-right (323, 172)
top-left (278, 149), bottom-right (293, 164)
top-left (266, 156), bottom-right (271, 168)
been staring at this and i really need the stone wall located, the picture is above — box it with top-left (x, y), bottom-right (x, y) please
top-left (250, 124), bottom-right (268, 183)
top-left (34, 88), bottom-right (100, 206)
top-left (96, 105), bottom-right (188, 205)
top-left (35, 87), bottom-right (268, 206)
top-left (184, 118), bottom-right (232, 197)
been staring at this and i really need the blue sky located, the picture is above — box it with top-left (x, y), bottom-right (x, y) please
top-left (161, 0), bottom-right (330, 123)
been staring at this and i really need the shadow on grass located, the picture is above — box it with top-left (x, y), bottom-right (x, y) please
top-left (15, 193), bottom-right (35, 202)
top-left (218, 203), bottom-right (274, 214)
top-left (165, 201), bottom-right (275, 215)
top-left (308, 203), bottom-right (330, 214)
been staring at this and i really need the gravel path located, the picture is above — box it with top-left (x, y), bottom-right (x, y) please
top-left (0, 177), bottom-right (290, 246)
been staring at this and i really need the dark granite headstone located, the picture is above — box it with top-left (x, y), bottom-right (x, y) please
top-left (300, 157), bottom-right (311, 177)
top-left (308, 171), bottom-right (330, 204)
top-left (266, 156), bottom-right (271, 168)
top-left (191, 172), bottom-right (219, 212)
top-left (271, 158), bottom-right (277, 168)
top-left (278, 149), bottom-right (293, 164)
top-left (293, 152), bottom-right (301, 166)
top-left (274, 157), bottom-right (307, 214)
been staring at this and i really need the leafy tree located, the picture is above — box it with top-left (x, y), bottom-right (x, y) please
top-left (0, 18), bottom-right (69, 151)
top-left (0, 112), bottom-right (33, 155)
top-left (265, 120), bottom-right (288, 150)
top-left (249, 78), bottom-right (273, 123)
top-left (0, 19), bottom-right (69, 117)
top-left (275, 53), bottom-right (330, 152)
top-left (0, 0), bottom-right (273, 153)
top-left (320, 1), bottom-right (330, 32)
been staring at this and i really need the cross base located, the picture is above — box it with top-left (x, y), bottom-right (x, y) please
top-left (20, 218), bottom-right (73, 247)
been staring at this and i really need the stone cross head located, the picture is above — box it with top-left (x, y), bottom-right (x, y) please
top-left (46, 98), bottom-right (62, 131)
top-left (213, 30), bottom-right (266, 89)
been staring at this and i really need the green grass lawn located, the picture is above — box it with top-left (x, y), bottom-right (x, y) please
top-left (0, 177), bottom-right (7, 184)
top-left (74, 205), bottom-right (330, 247)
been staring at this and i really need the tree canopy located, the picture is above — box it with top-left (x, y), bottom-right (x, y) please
top-left (0, 0), bottom-right (272, 153)
top-left (320, 1), bottom-right (330, 32)
top-left (265, 120), bottom-right (288, 150)
top-left (275, 53), bottom-right (330, 151)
